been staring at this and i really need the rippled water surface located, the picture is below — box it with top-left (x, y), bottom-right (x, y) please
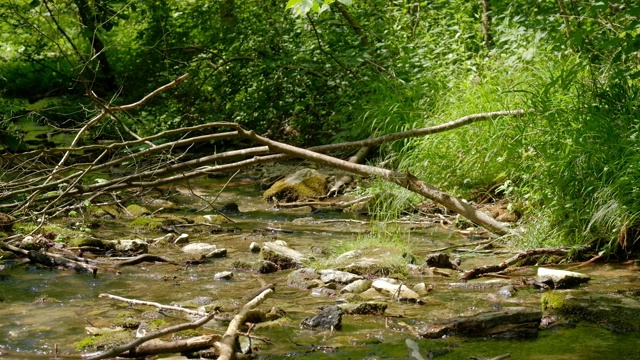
top-left (1, 181), bottom-right (639, 359)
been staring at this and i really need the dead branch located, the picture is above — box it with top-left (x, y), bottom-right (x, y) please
top-left (98, 293), bottom-right (207, 316)
top-left (460, 248), bottom-right (572, 281)
top-left (327, 146), bottom-right (370, 197)
top-left (111, 254), bottom-right (179, 267)
top-left (215, 288), bottom-right (274, 360)
top-left (83, 310), bottom-right (217, 360)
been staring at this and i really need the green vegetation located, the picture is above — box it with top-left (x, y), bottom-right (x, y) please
top-left (1, 1), bottom-right (639, 255)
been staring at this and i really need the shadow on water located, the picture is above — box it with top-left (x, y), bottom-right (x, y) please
top-left (1, 181), bottom-right (640, 359)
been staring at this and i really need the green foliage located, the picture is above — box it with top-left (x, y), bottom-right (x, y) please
top-left (2, 0), bottom-right (640, 254)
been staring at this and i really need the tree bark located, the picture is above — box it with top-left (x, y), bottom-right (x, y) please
top-left (237, 128), bottom-right (512, 236)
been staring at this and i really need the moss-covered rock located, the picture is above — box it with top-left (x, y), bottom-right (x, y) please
top-left (129, 215), bottom-right (191, 231)
top-left (125, 204), bottom-right (151, 217)
top-left (75, 330), bottom-right (133, 351)
top-left (0, 212), bottom-right (16, 232)
top-left (263, 168), bottom-right (327, 202)
top-left (89, 205), bottom-right (121, 219)
top-left (542, 290), bottom-right (640, 332)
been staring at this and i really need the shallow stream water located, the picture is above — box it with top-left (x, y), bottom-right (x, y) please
top-left (1, 179), bottom-right (639, 359)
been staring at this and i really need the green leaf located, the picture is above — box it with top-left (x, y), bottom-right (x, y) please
top-left (285, 0), bottom-right (300, 10)
top-left (29, 0), bottom-right (41, 7)
top-left (337, 0), bottom-right (352, 5)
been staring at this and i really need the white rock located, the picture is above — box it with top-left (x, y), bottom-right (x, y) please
top-left (182, 243), bottom-right (216, 255)
top-left (372, 279), bottom-right (423, 303)
top-left (537, 267), bottom-right (590, 289)
top-left (318, 269), bottom-right (363, 284)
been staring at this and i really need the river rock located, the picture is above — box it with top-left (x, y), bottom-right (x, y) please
top-left (340, 279), bottom-right (372, 294)
top-left (109, 239), bottom-right (148, 253)
top-left (0, 212), bottom-right (16, 232)
top-left (406, 338), bottom-right (432, 360)
top-left (541, 290), bottom-right (640, 332)
top-left (413, 282), bottom-right (433, 295)
top-left (205, 248), bottom-right (227, 258)
top-left (371, 279), bottom-right (424, 304)
top-left (286, 268), bottom-right (320, 289)
top-left (339, 301), bottom-right (387, 315)
top-left (214, 271), bottom-right (233, 280)
top-left (263, 168), bottom-right (328, 202)
top-left (300, 305), bottom-right (343, 331)
top-left (182, 243), bottom-right (216, 255)
top-left (249, 242), bottom-right (261, 252)
top-left (260, 241), bottom-right (306, 269)
top-left (318, 269), bottom-right (363, 284)
top-left (425, 252), bottom-right (460, 270)
top-left (418, 307), bottom-right (542, 339)
top-left (537, 267), bottom-right (590, 289)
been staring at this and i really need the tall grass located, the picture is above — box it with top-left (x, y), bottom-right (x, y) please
top-left (345, 11), bottom-right (640, 255)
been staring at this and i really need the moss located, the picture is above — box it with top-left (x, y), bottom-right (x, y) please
top-left (172, 329), bottom-right (202, 340)
top-left (542, 291), bottom-right (640, 333)
top-left (129, 214), bottom-right (191, 231)
top-left (111, 312), bottom-right (140, 329)
top-left (67, 237), bottom-right (106, 248)
top-left (194, 214), bottom-right (231, 224)
top-left (88, 205), bottom-right (121, 219)
top-left (125, 204), bottom-right (151, 217)
top-left (75, 331), bottom-right (133, 351)
top-left (263, 168), bottom-right (327, 202)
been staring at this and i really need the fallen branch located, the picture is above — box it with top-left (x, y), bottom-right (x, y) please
top-left (83, 310), bottom-right (217, 360)
top-left (98, 293), bottom-right (206, 316)
top-left (460, 248), bottom-right (572, 281)
top-left (215, 288), bottom-right (274, 360)
top-left (236, 127), bottom-right (513, 236)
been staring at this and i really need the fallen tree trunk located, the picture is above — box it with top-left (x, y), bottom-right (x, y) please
top-left (236, 127), bottom-right (512, 236)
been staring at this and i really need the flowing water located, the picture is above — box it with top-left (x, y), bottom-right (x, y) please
top-left (1, 179), bottom-right (639, 359)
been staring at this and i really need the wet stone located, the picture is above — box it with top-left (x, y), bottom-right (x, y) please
top-left (214, 271), bottom-right (233, 281)
top-left (318, 269), bottom-right (363, 284)
top-left (300, 305), bottom-right (343, 331)
top-left (205, 248), bottom-right (227, 258)
top-left (537, 267), bottom-right (590, 289)
top-left (340, 279), bottom-right (372, 294)
top-left (339, 301), bottom-right (387, 315)
top-left (182, 243), bottom-right (216, 255)
top-left (372, 279), bottom-right (424, 304)
top-left (286, 268), bottom-right (320, 290)
top-left (260, 241), bottom-right (306, 270)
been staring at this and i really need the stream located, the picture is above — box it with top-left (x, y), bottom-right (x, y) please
top-left (1, 176), bottom-right (640, 359)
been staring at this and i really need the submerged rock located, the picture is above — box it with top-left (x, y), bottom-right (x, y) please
top-left (108, 239), bottom-right (148, 253)
top-left (263, 168), bottom-right (328, 202)
top-left (339, 301), bottom-right (387, 315)
top-left (419, 307), bottom-right (542, 339)
top-left (541, 290), bottom-right (640, 332)
top-left (537, 267), bottom-right (590, 289)
top-left (300, 305), bottom-right (343, 331)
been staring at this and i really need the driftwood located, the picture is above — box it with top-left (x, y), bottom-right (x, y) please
top-left (327, 146), bottom-right (370, 197)
top-left (215, 288), bottom-right (274, 360)
top-left (460, 248), bottom-right (573, 281)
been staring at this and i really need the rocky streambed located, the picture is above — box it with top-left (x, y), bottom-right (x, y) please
top-left (1, 170), bottom-right (640, 359)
